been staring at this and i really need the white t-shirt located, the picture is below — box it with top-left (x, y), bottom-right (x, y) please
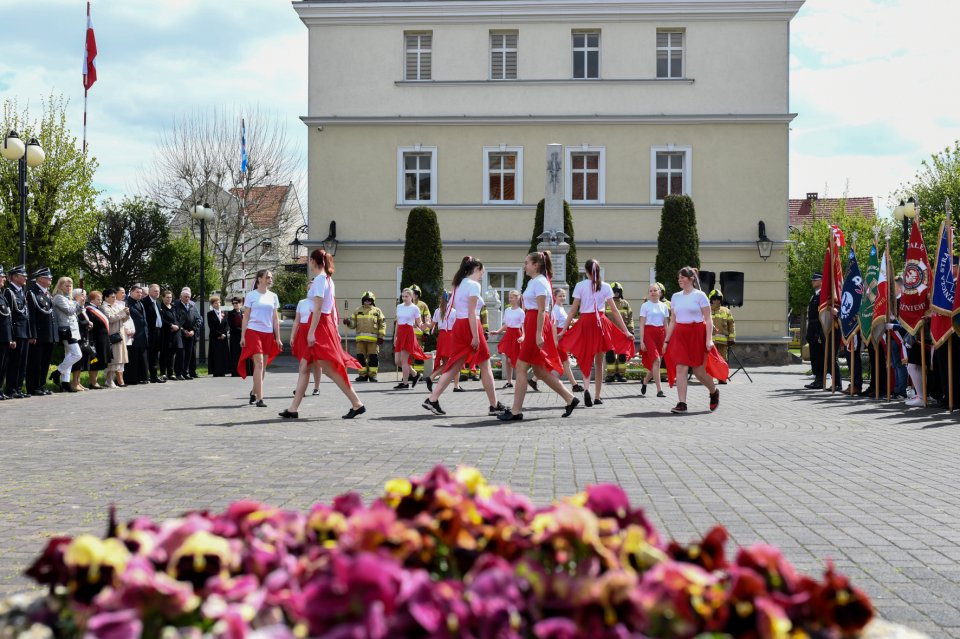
top-left (522, 275), bottom-right (552, 311)
top-left (433, 307), bottom-right (456, 331)
top-left (552, 304), bottom-right (568, 325)
top-left (396, 303), bottom-right (421, 326)
top-left (502, 307), bottom-right (525, 329)
top-left (296, 298), bottom-right (312, 324)
top-left (307, 274), bottom-right (335, 314)
top-left (451, 279), bottom-right (483, 319)
top-left (670, 290), bottom-right (709, 324)
top-left (245, 289), bottom-right (279, 333)
top-left (572, 280), bottom-right (613, 313)
top-left (639, 300), bottom-right (669, 327)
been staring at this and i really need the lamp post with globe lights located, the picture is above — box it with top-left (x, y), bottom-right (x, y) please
top-left (892, 197), bottom-right (917, 258)
top-left (1, 131), bottom-right (45, 266)
top-left (191, 202), bottom-right (217, 364)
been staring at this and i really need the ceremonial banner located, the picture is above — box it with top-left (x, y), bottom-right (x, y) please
top-left (818, 225), bottom-right (845, 332)
top-left (871, 243), bottom-right (891, 344)
top-left (899, 217), bottom-right (931, 335)
top-left (839, 246), bottom-right (864, 341)
top-left (83, 2), bottom-right (97, 90)
top-left (859, 241), bottom-right (880, 344)
top-left (930, 222), bottom-right (956, 347)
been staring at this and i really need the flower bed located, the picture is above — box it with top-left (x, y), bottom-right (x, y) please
top-left (14, 465), bottom-right (876, 639)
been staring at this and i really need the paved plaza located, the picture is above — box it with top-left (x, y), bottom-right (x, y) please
top-left (0, 359), bottom-right (958, 636)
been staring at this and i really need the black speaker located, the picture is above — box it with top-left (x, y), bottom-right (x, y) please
top-left (719, 271), bottom-right (745, 307)
top-left (697, 270), bottom-right (716, 295)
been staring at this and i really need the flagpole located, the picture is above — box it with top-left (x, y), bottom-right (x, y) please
top-left (83, 2), bottom-right (90, 153)
top-left (950, 334), bottom-right (955, 411)
top-left (920, 325), bottom-right (927, 407)
top-left (830, 232), bottom-right (838, 393)
top-left (885, 238), bottom-right (892, 401)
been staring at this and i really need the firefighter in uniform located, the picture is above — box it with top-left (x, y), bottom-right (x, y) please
top-left (410, 285), bottom-right (431, 374)
top-left (605, 282), bottom-right (634, 383)
top-left (3, 265), bottom-right (30, 398)
top-left (709, 288), bottom-right (735, 384)
top-left (26, 266), bottom-right (57, 396)
top-left (343, 291), bottom-right (386, 382)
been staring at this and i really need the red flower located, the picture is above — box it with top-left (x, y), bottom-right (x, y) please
top-left (666, 526), bottom-right (729, 572)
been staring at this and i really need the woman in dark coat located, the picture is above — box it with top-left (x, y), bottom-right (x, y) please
top-left (159, 289), bottom-right (184, 380)
top-left (227, 296), bottom-right (244, 377)
top-left (207, 295), bottom-right (230, 377)
top-left (84, 290), bottom-right (112, 389)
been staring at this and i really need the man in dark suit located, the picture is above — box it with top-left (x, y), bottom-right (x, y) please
top-left (3, 265), bottom-right (30, 398)
top-left (0, 266), bottom-right (13, 400)
top-left (125, 284), bottom-right (150, 385)
top-left (26, 267), bottom-right (56, 396)
top-left (804, 273), bottom-right (825, 389)
top-left (174, 287), bottom-right (202, 379)
top-left (143, 283), bottom-right (165, 383)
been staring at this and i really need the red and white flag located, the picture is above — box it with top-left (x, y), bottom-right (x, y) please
top-left (898, 216), bottom-right (931, 335)
top-left (818, 225), bottom-right (845, 331)
top-left (83, 2), bottom-right (97, 90)
top-left (871, 241), bottom-right (891, 344)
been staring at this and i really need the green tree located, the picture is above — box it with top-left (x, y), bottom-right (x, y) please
top-left (0, 94), bottom-right (99, 273)
top-left (525, 199), bottom-right (579, 290)
top-left (400, 207), bottom-right (444, 312)
top-left (148, 231), bottom-right (221, 296)
top-left (654, 195), bottom-right (700, 297)
top-left (895, 140), bottom-right (960, 253)
top-left (272, 269), bottom-right (309, 307)
top-left (83, 197), bottom-right (170, 290)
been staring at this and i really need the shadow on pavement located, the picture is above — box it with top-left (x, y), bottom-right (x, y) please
top-left (433, 419), bottom-right (524, 428)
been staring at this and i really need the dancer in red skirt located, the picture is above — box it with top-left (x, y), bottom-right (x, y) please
top-left (279, 249), bottom-right (365, 419)
top-left (663, 266), bottom-right (727, 414)
top-left (498, 251), bottom-right (579, 421)
top-left (491, 290), bottom-right (523, 388)
top-left (290, 297), bottom-right (322, 395)
top-left (394, 287), bottom-right (431, 389)
top-left (551, 287), bottom-right (584, 391)
top-left (638, 282), bottom-right (669, 398)
top-left (557, 259), bottom-right (633, 407)
top-left (237, 269), bottom-right (282, 407)
top-left (427, 291), bottom-right (461, 392)
top-left (422, 256), bottom-right (505, 416)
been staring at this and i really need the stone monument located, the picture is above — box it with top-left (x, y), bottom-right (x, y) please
top-left (538, 143), bottom-right (571, 297)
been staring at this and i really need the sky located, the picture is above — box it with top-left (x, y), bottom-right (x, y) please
top-left (1, 0), bottom-right (959, 214)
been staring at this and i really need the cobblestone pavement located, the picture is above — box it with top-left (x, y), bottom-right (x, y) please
top-left (1, 359), bottom-right (958, 636)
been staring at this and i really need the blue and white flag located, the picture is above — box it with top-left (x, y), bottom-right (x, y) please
top-left (240, 118), bottom-right (248, 175)
top-left (839, 246), bottom-right (864, 341)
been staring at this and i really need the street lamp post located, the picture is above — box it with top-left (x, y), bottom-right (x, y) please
top-left (893, 197), bottom-right (917, 257)
top-left (1, 131), bottom-right (46, 266)
top-left (191, 202), bottom-right (216, 365)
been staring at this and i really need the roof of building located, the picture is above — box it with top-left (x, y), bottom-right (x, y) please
top-left (228, 184), bottom-right (292, 229)
top-left (789, 194), bottom-right (876, 228)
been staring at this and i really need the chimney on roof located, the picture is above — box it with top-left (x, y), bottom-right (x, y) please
top-left (806, 192), bottom-right (818, 202)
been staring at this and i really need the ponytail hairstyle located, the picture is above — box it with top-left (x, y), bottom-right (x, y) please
top-left (528, 250), bottom-right (554, 280)
top-left (254, 269), bottom-right (273, 289)
top-left (584, 259), bottom-right (602, 293)
top-left (310, 248), bottom-right (334, 276)
top-left (439, 289), bottom-right (450, 317)
top-left (452, 255), bottom-right (484, 287)
top-left (655, 281), bottom-right (666, 300)
top-left (678, 266), bottom-right (701, 290)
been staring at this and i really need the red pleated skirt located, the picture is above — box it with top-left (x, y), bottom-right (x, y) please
top-left (441, 318), bottom-right (490, 374)
top-left (558, 312), bottom-right (634, 379)
top-left (291, 323), bottom-right (310, 361)
top-left (394, 324), bottom-right (432, 361)
top-left (641, 325), bottom-right (666, 371)
top-left (518, 309), bottom-right (563, 375)
top-left (497, 326), bottom-right (522, 366)
top-left (664, 322), bottom-right (729, 387)
top-left (237, 329), bottom-right (281, 379)
top-left (435, 329), bottom-right (452, 361)
top-left (307, 312), bottom-right (361, 384)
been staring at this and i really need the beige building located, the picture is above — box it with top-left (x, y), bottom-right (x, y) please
top-left (294, 0), bottom-right (802, 362)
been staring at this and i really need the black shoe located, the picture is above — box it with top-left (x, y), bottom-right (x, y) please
top-left (354, 375), bottom-right (368, 383)
top-left (61, 382), bottom-right (76, 393)
top-left (671, 402), bottom-right (688, 414)
top-left (425, 376), bottom-right (434, 393)
top-left (641, 381), bottom-right (647, 396)
top-left (584, 389), bottom-right (593, 407)
top-left (151, 378), bottom-right (166, 384)
top-left (50, 370), bottom-right (61, 385)
top-left (278, 409), bottom-right (299, 419)
top-left (343, 405), bottom-right (366, 419)
top-left (497, 410), bottom-right (523, 421)
top-left (30, 389), bottom-right (45, 397)
top-left (249, 393), bottom-right (256, 405)
top-left (422, 399), bottom-right (445, 415)
top-left (562, 397), bottom-right (580, 417)
top-left (394, 383), bottom-right (410, 390)
top-left (256, 399), bottom-right (267, 408)
top-left (605, 376), bottom-right (615, 383)
top-left (593, 398), bottom-right (603, 405)
top-left (503, 382), bottom-right (514, 389)
top-left (488, 402), bottom-right (507, 416)
top-left (453, 386), bottom-right (466, 392)
top-left (571, 384), bottom-right (584, 393)
top-left (656, 390), bottom-right (666, 398)
top-left (42, 389), bottom-right (53, 395)
top-left (177, 375), bottom-right (189, 381)
top-left (410, 372), bottom-right (422, 388)
top-left (368, 377), bottom-right (378, 383)
top-left (804, 380), bottom-right (824, 390)
top-left (616, 374), bottom-right (627, 383)
top-left (709, 389), bottom-right (720, 412)
top-left (312, 388), bottom-right (321, 396)
top-left (527, 378), bottom-right (539, 392)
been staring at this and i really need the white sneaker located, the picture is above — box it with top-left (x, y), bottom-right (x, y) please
top-left (904, 396), bottom-right (923, 407)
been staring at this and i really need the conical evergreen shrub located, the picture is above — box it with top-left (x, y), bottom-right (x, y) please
top-left (400, 207), bottom-right (443, 312)
top-left (654, 194), bottom-right (701, 298)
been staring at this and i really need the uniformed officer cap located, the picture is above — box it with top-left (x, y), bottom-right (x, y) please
top-left (810, 272), bottom-right (822, 281)
top-left (0, 265), bottom-right (5, 277)
top-left (410, 284), bottom-right (422, 296)
top-left (361, 290), bottom-right (375, 303)
top-left (709, 288), bottom-right (724, 302)
top-left (32, 266), bottom-right (52, 279)
top-left (8, 265), bottom-right (26, 277)
top-left (611, 282), bottom-right (623, 296)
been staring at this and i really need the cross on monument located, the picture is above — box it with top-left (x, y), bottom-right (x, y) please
top-left (538, 143), bottom-right (570, 296)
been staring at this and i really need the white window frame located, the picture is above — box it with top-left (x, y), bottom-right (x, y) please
top-left (482, 146), bottom-right (523, 205)
top-left (484, 268), bottom-right (523, 331)
top-left (656, 30), bottom-right (684, 79)
top-left (397, 146), bottom-right (438, 205)
top-left (650, 145), bottom-right (692, 204)
top-left (572, 30), bottom-right (600, 80)
top-left (565, 145), bottom-right (605, 204)
top-left (404, 31), bottom-right (432, 81)
top-left (489, 31), bottom-right (518, 80)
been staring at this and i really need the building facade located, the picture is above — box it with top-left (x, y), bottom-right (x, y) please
top-left (294, 0), bottom-right (802, 361)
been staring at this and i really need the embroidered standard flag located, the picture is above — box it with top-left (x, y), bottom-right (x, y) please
top-left (83, 2), bottom-right (97, 90)
top-left (870, 242), bottom-right (891, 344)
top-left (898, 217), bottom-right (931, 335)
top-left (930, 222), bottom-right (955, 347)
top-left (839, 246), bottom-right (864, 341)
top-left (241, 118), bottom-right (248, 175)
top-left (818, 225), bottom-right (845, 332)
top-left (859, 241), bottom-right (880, 344)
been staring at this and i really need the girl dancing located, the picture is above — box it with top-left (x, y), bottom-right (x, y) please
top-left (237, 270), bottom-right (282, 407)
top-left (394, 287), bottom-right (431, 389)
top-left (638, 282), bottom-right (669, 397)
top-left (492, 290), bottom-right (523, 389)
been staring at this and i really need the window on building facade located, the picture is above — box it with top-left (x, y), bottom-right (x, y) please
top-left (572, 31), bottom-right (600, 79)
top-left (483, 147), bottom-right (523, 204)
top-left (656, 31), bottom-right (684, 78)
top-left (651, 146), bottom-right (691, 203)
top-left (567, 148), bottom-right (604, 203)
top-left (398, 147), bottom-right (437, 204)
top-left (490, 32), bottom-right (518, 80)
top-left (405, 32), bottom-right (432, 81)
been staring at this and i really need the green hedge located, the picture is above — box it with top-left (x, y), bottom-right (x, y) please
top-left (654, 194), bottom-right (700, 297)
